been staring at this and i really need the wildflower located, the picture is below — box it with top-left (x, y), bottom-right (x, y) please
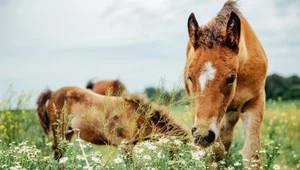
top-left (243, 158), bottom-right (250, 162)
top-left (67, 143), bottom-right (74, 147)
top-left (273, 164), bottom-right (280, 170)
top-left (86, 143), bottom-right (93, 148)
top-left (168, 160), bottom-right (175, 165)
top-left (135, 147), bottom-right (144, 154)
top-left (177, 159), bottom-right (186, 164)
top-left (91, 156), bottom-right (101, 163)
top-left (143, 155), bottom-right (152, 160)
top-left (259, 150), bottom-right (266, 153)
top-left (191, 152), bottom-right (201, 161)
top-left (188, 142), bottom-right (201, 150)
top-left (191, 149), bottom-right (206, 161)
top-left (227, 166), bottom-right (234, 170)
top-left (114, 157), bottom-right (123, 164)
top-left (157, 152), bottom-right (165, 159)
top-left (251, 163), bottom-right (258, 168)
top-left (219, 160), bottom-right (226, 165)
top-left (157, 137), bottom-right (169, 144)
top-left (146, 168), bottom-right (156, 170)
top-left (76, 154), bottom-right (86, 160)
top-left (34, 149), bottom-right (41, 155)
top-left (121, 140), bottom-right (129, 145)
top-left (119, 140), bottom-right (129, 149)
top-left (144, 141), bottom-right (157, 150)
top-left (9, 165), bottom-right (22, 170)
top-left (83, 165), bottom-right (92, 169)
top-left (1, 165), bottom-right (7, 168)
top-left (42, 156), bottom-right (50, 161)
top-left (174, 139), bottom-right (182, 146)
top-left (148, 144), bottom-right (157, 150)
top-left (211, 162), bottom-right (218, 168)
top-left (46, 142), bottom-right (52, 146)
top-left (59, 157), bottom-right (69, 163)
top-left (251, 159), bottom-right (260, 163)
top-left (234, 162), bottom-right (242, 166)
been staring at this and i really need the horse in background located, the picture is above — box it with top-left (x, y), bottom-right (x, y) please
top-left (37, 86), bottom-right (189, 160)
top-left (86, 79), bottom-right (128, 96)
top-left (184, 0), bottom-right (267, 168)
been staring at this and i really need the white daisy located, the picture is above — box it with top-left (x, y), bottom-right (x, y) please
top-left (143, 155), bottom-right (151, 160)
top-left (114, 157), bottom-right (123, 164)
top-left (273, 164), bottom-right (280, 170)
top-left (59, 157), bottom-right (69, 163)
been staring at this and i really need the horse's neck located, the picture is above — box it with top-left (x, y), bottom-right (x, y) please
top-left (237, 17), bottom-right (264, 71)
top-left (234, 17), bottom-right (268, 103)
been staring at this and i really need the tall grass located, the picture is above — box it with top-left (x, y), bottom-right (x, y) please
top-left (0, 88), bottom-right (299, 169)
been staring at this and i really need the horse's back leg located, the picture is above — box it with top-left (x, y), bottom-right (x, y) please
top-left (52, 125), bottom-right (74, 160)
top-left (51, 124), bottom-right (62, 160)
top-left (65, 127), bottom-right (74, 142)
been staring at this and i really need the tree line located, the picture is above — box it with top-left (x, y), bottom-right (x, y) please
top-left (265, 74), bottom-right (300, 100)
top-left (144, 74), bottom-right (300, 103)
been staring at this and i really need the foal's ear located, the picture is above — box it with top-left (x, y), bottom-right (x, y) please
top-left (188, 13), bottom-right (201, 49)
top-left (224, 11), bottom-right (241, 53)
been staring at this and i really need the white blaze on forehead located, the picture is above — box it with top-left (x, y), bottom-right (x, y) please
top-left (199, 61), bottom-right (216, 91)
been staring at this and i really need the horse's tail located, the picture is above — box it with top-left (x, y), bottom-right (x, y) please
top-left (86, 80), bottom-right (94, 89)
top-left (37, 89), bottom-right (52, 135)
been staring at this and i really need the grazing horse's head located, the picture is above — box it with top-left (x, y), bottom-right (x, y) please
top-left (185, 10), bottom-right (241, 147)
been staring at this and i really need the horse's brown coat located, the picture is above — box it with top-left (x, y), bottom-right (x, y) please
top-left (86, 79), bottom-right (128, 96)
top-left (185, 1), bottom-right (267, 168)
top-left (37, 86), bottom-right (188, 159)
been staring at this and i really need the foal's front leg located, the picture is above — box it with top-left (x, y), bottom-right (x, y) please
top-left (240, 96), bottom-right (264, 169)
top-left (220, 111), bottom-right (240, 152)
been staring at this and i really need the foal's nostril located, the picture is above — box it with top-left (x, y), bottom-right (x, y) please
top-left (203, 130), bottom-right (215, 143)
top-left (191, 127), bottom-right (197, 135)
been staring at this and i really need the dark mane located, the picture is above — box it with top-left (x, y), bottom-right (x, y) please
top-left (216, 0), bottom-right (240, 25)
top-left (86, 80), bottom-right (94, 89)
top-left (198, 0), bottom-right (241, 48)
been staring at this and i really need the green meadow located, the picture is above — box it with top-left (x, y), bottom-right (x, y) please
top-left (0, 89), bottom-right (299, 170)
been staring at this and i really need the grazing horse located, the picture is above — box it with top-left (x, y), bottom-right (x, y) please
top-left (86, 79), bottom-right (128, 96)
top-left (184, 0), bottom-right (267, 168)
top-left (37, 86), bottom-right (188, 159)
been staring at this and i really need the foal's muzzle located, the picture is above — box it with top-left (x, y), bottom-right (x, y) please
top-left (191, 127), bottom-right (216, 147)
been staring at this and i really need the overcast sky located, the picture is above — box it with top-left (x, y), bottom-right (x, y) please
top-left (0, 0), bottom-right (299, 106)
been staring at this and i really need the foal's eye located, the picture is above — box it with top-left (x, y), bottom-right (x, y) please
top-left (187, 76), bottom-right (192, 82)
top-left (226, 75), bottom-right (236, 85)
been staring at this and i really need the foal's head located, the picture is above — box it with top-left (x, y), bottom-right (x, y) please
top-left (125, 94), bottom-right (189, 141)
top-left (185, 10), bottom-right (241, 147)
